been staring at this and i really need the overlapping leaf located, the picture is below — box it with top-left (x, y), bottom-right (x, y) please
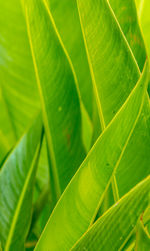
top-left (46, 0), bottom-right (98, 150)
top-left (72, 176), bottom-right (150, 250)
top-left (77, 0), bottom-right (150, 197)
top-left (77, 0), bottom-right (139, 126)
top-left (35, 53), bottom-right (149, 250)
top-left (23, 0), bottom-right (85, 201)
top-left (0, 115), bottom-right (42, 251)
top-left (109, 0), bottom-right (147, 71)
top-left (48, 0), bottom-right (93, 118)
top-left (0, 0), bottom-right (150, 250)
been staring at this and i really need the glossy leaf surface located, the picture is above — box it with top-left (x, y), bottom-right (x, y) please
top-left (35, 55), bottom-right (149, 251)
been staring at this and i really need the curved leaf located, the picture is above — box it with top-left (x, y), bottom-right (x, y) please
top-left (49, 0), bottom-right (93, 118)
top-left (35, 56), bottom-right (149, 251)
top-left (77, 0), bottom-right (150, 197)
top-left (23, 0), bottom-right (85, 200)
top-left (109, 0), bottom-right (147, 71)
top-left (77, 0), bottom-right (140, 126)
top-left (0, 0), bottom-right (49, 201)
top-left (0, 115), bottom-right (42, 251)
top-left (72, 176), bottom-right (150, 251)
top-left (0, 0), bottom-right (40, 138)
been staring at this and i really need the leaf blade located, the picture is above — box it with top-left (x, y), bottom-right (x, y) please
top-left (34, 57), bottom-right (149, 251)
top-left (71, 176), bottom-right (150, 251)
top-left (77, 0), bottom-right (150, 199)
top-left (0, 115), bottom-right (42, 251)
top-left (0, 0), bottom-right (40, 138)
top-left (24, 0), bottom-right (86, 200)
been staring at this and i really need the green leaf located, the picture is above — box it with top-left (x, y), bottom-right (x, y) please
top-left (109, 0), bottom-right (150, 101)
top-left (109, 0), bottom-right (147, 71)
top-left (0, 115), bottom-right (42, 251)
top-left (71, 176), bottom-right (150, 251)
top-left (49, 0), bottom-right (94, 118)
top-left (77, 0), bottom-right (139, 126)
top-left (0, 0), bottom-right (40, 139)
top-left (23, 0), bottom-right (85, 201)
top-left (34, 56), bottom-right (149, 251)
top-left (45, 0), bottom-right (95, 153)
top-left (77, 0), bottom-right (150, 198)
top-left (0, 0), bottom-right (49, 199)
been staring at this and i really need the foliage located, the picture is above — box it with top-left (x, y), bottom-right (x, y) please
top-left (0, 0), bottom-right (150, 250)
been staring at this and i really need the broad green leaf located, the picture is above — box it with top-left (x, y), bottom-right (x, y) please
top-left (0, 0), bottom-right (40, 138)
top-left (72, 176), bottom-right (150, 251)
top-left (0, 0), bottom-right (88, 201)
top-left (77, 0), bottom-right (150, 197)
top-left (46, 0), bottom-right (97, 151)
top-left (109, 0), bottom-right (150, 99)
top-left (109, 0), bottom-right (147, 71)
top-left (35, 55), bottom-right (149, 250)
top-left (0, 115), bottom-right (42, 251)
top-left (49, 0), bottom-right (94, 118)
top-left (116, 99), bottom-right (150, 197)
top-left (23, 0), bottom-right (85, 200)
top-left (0, 0), bottom-right (49, 202)
top-left (135, 217), bottom-right (150, 251)
top-left (77, 0), bottom-right (139, 126)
